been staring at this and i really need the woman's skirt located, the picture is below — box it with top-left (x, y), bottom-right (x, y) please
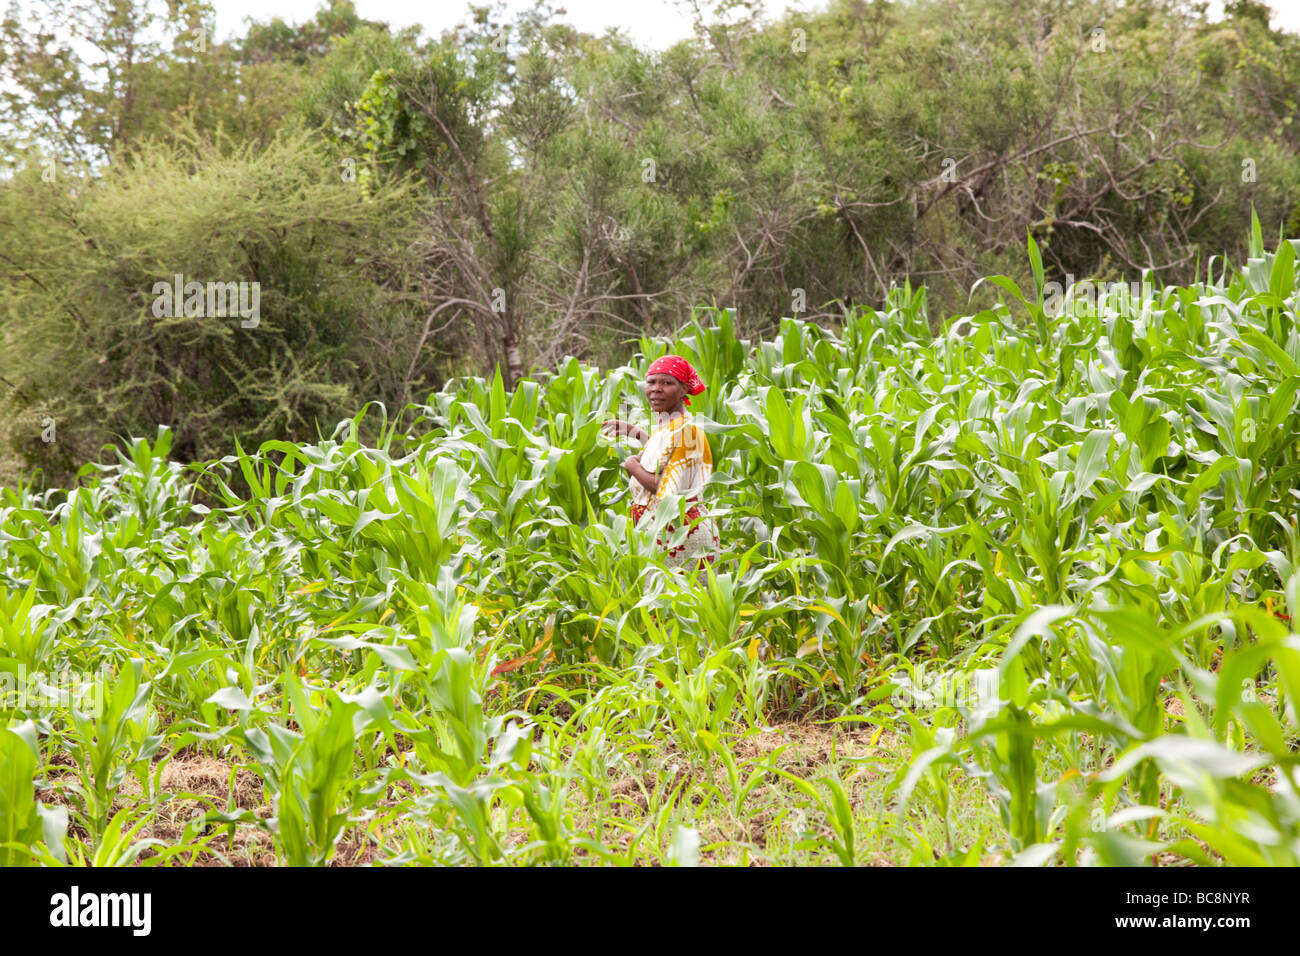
top-left (630, 499), bottom-right (720, 573)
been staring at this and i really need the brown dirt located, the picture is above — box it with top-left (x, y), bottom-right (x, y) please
top-left (328, 835), bottom-right (386, 867)
top-left (34, 722), bottom-right (908, 867)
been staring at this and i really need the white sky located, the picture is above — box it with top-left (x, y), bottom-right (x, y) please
top-left (213, 0), bottom-right (816, 48)
top-left (205, 0), bottom-right (1300, 47)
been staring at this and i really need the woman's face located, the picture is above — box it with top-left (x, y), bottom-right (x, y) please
top-left (645, 373), bottom-right (686, 412)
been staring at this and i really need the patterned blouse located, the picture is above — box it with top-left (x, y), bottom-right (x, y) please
top-left (628, 410), bottom-right (720, 570)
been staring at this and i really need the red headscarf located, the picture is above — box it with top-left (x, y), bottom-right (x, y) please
top-left (647, 354), bottom-right (706, 405)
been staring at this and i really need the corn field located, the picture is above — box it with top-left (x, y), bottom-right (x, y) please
top-left (3, 228), bottom-right (1300, 866)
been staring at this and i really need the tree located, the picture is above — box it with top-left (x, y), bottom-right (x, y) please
top-left (0, 0), bottom-right (215, 164)
top-left (0, 123), bottom-right (430, 480)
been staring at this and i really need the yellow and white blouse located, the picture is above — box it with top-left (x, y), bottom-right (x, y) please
top-left (628, 410), bottom-right (720, 570)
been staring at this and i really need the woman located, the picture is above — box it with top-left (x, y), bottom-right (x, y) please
top-left (602, 355), bottom-right (720, 574)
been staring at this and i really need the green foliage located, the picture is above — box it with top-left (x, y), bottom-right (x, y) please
top-left (0, 124), bottom-right (431, 482)
top-left (2, 0), bottom-right (1300, 865)
top-left (6, 0), bottom-right (1300, 480)
top-left (1, 234), bottom-right (1298, 865)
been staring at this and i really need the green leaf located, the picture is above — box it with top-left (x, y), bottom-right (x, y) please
top-left (1027, 229), bottom-right (1045, 303)
top-left (1269, 236), bottom-right (1295, 304)
top-left (1068, 429), bottom-right (1112, 503)
top-left (1239, 330), bottom-right (1299, 377)
top-left (0, 730), bottom-right (40, 866)
top-left (206, 686), bottom-right (254, 711)
top-left (1102, 737), bottom-right (1266, 785)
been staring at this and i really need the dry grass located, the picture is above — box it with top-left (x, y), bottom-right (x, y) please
top-left (37, 751), bottom-right (278, 866)
top-left (119, 754), bottom-right (265, 808)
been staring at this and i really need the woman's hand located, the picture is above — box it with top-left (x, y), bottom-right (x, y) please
top-left (622, 455), bottom-right (643, 475)
top-left (603, 419), bottom-right (649, 444)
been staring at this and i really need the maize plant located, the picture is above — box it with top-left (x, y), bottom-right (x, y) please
top-left (1, 229), bottom-right (1299, 865)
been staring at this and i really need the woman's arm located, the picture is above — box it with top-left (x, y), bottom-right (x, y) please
top-left (623, 456), bottom-right (658, 493)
